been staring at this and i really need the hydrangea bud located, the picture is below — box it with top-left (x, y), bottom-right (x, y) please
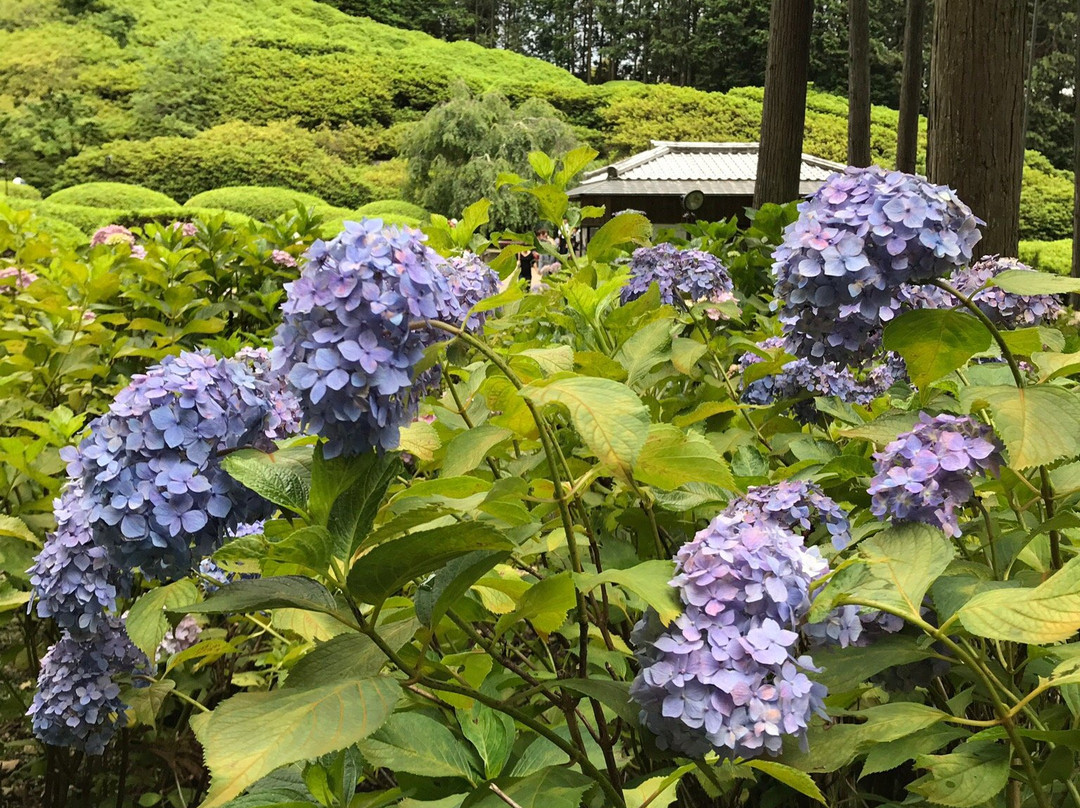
top-left (630, 486), bottom-right (839, 759)
top-left (271, 219), bottom-right (458, 457)
top-left (28, 618), bottom-right (149, 755)
top-left (620, 244), bottom-right (734, 310)
top-left (868, 412), bottom-right (1003, 537)
top-left (61, 350), bottom-right (300, 579)
top-left (773, 167), bottom-right (981, 365)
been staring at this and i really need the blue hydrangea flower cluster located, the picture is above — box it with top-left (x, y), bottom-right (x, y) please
top-left (868, 412), bottom-right (1003, 537)
top-left (620, 244), bottom-right (735, 310)
top-left (773, 166), bottom-right (981, 365)
top-left (630, 488), bottom-right (837, 759)
top-left (28, 481), bottom-right (125, 637)
top-left (736, 339), bottom-right (905, 422)
top-left (271, 219), bottom-right (459, 458)
top-left (60, 349), bottom-right (299, 581)
top-left (940, 255), bottom-right (1064, 328)
top-left (28, 618), bottom-right (149, 755)
top-left (442, 252), bottom-right (501, 332)
top-left (804, 605), bottom-right (905, 648)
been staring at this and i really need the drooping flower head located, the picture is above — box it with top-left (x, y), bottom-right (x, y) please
top-left (939, 255), bottom-right (1063, 328)
top-left (271, 219), bottom-right (459, 457)
top-left (868, 412), bottom-right (1003, 537)
top-left (90, 225), bottom-right (146, 259)
top-left (28, 618), bottom-right (149, 755)
top-left (61, 350), bottom-right (300, 580)
top-left (28, 481), bottom-right (125, 638)
top-left (630, 485), bottom-right (841, 759)
top-left (773, 167), bottom-right (981, 365)
top-left (621, 244), bottom-right (735, 311)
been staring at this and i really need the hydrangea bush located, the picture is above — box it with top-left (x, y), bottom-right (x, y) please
top-left (12, 157), bottom-right (1080, 808)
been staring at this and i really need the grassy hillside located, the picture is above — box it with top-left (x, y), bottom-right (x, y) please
top-left (0, 0), bottom-right (1073, 240)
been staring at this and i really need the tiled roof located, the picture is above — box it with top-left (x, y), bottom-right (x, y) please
top-left (568, 141), bottom-right (845, 197)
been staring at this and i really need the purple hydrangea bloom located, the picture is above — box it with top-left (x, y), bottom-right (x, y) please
top-left (631, 488), bottom-right (838, 759)
top-left (28, 618), bottom-right (149, 755)
top-left (157, 614), bottom-right (201, 661)
top-left (442, 252), bottom-right (501, 331)
top-left (28, 481), bottom-right (127, 638)
top-left (621, 244), bottom-right (735, 310)
top-left (61, 350), bottom-right (299, 579)
top-left (868, 413), bottom-right (1003, 537)
top-left (0, 266), bottom-right (38, 290)
top-left (736, 480), bottom-right (852, 551)
top-left (271, 219), bottom-right (459, 457)
top-left (90, 225), bottom-right (146, 259)
top-left (940, 255), bottom-right (1064, 328)
top-left (804, 605), bottom-right (905, 648)
top-left (773, 167), bottom-right (981, 365)
top-left (271, 249), bottom-right (297, 268)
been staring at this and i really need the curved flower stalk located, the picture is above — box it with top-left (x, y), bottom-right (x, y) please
top-left (630, 484), bottom-right (847, 758)
top-left (868, 412), bottom-right (1003, 537)
top-left (773, 166), bottom-right (981, 365)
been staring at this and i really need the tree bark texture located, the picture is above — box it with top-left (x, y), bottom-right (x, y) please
top-left (897, 0), bottom-right (925, 173)
top-left (928, 0), bottom-right (1028, 257)
top-left (1072, 0), bottom-right (1080, 282)
top-left (848, 0), bottom-right (872, 166)
top-left (754, 0), bottom-right (814, 207)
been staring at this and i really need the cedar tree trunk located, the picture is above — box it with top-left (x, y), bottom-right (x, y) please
top-left (754, 0), bottom-right (814, 207)
top-left (928, 0), bottom-right (1028, 257)
top-left (848, 0), bottom-right (872, 166)
top-left (896, 0), bottom-right (925, 173)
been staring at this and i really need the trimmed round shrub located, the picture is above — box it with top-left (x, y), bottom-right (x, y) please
top-left (1018, 239), bottom-right (1073, 275)
top-left (54, 121), bottom-right (373, 208)
top-left (355, 199), bottom-right (428, 222)
top-left (357, 159), bottom-right (408, 201)
top-left (109, 206), bottom-right (255, 231)
top-left (1, 182), bottom-right (43, 201)
top-left (185, 186), bottom-right (329, 221)
top-left (47, 183), bottom-right (178, 209)
top-left (37, 203), bottom-right (126, 234)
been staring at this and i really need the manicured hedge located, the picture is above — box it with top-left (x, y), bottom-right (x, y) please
top-left (1018, 239), bottom-right (1073, 275)
top-left (354, 199), bottom-right (428, 221)
top-left (55, 121), bottom-right (373, 208)
top-left (185, 186), bottom-right (329, 221)
top-left (47, 182), bottom-right (178, 209)
top-left (0, 182), bottom-right (43, 201)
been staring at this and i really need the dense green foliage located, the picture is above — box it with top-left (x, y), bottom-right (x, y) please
top-left (185, 186), bottom-right (331, 221)
top-left (354, 199), bottom-right (429, 221)
top-left (46, 181), bottom-right (178, 209)
top-left (8, 153), bottom-right (1080, 808)
top-left (1020, 238), bottom-right (1075, 276)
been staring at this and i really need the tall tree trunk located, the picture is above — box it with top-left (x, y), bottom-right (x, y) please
top-left (928, 0), bottom-right (1028, 257)
top-left (754, 0), bottom-right (814, 207)
top-left (897, 0), bottom-right (925, 172)
top-left (848, 0), bottom-right (872, 166)
top-left (1072, 0), bottom-right (1080, 285)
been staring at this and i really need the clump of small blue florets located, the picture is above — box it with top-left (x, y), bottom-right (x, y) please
top-left (773, 166), bottom-right (981, 366)
top-left (736, 338), bottom-right (907, 423)
top-left (868, 412), bottom-right (1003, 537)
top-left (442, 252), bottom-right (501, 332)
top-left (935, 255), bottom-right (1064, 329)
top-left (28, 617), bottom-right (149, 755)
top-left (621, 244), bottom-right (735, 314)
top-left (56, 350), bottom-right (299, 581)
top-left (630, 484), bottom-right (846, 759)
top-left (271, 219), bottom-right (461, 458)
